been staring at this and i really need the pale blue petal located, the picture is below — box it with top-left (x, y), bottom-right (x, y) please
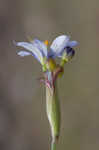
top-left (15, 41), bottom-right (44, 64)
top-left (15, 42), bottom-right (35, 52)
top-left (33, 39), bottom-right (48, 57)
top-left (50, 35), bottom-right (70, 56)
top-left (67, 41), bottom-right (78, 47)
top-left (17, 51), bottom-right (31, 57)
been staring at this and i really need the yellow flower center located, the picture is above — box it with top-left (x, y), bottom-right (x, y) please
top-left (47, 58), bottom-right (57, 71)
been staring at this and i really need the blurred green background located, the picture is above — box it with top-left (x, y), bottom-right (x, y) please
top-left (0, 0), bottom-right (99, 150)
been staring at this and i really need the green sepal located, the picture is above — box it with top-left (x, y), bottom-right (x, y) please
top-left (46, 83), bottom-right (60, 140)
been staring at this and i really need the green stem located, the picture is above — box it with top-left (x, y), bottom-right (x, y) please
top-left (51, 139), bottom-right (56, 150)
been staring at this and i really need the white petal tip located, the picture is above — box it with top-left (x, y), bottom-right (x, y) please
top-left (17, 51), bottom-right (31, 57)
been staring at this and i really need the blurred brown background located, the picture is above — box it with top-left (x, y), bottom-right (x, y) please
top-left (0, 0), bottom-right (99, 150)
